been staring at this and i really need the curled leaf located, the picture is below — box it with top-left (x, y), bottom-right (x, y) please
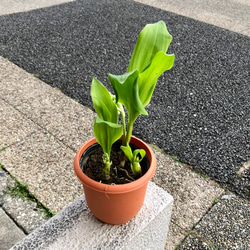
top-left (109, 71), bottom-right (148, 123)
top-left (127, 20), bottom-right (173, 73)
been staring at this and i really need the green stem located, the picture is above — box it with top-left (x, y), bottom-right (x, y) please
top-left (119, 103), bottom-right (127, 141)
top-left (131, 162), bottom-right (142, 178)
top-left (102, 162), bottom-right (111, 180)
top-left (123, 119), bottom-right (133, 146)
top-left (102, 153), bottom-right (112, 180)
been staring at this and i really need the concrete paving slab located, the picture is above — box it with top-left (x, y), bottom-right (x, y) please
top-left (0, 57), bottom-right (56, 107)
top-left (0, 168), bottom-right (48, 234)
top-left (0, 56), bottom-right (95, 151)
top-left (16, 88), bottom-right (95, 151)
top-left (0, 208), bottom-right (25, 250)
top-left (0, 130), bottom-right (83, 213)
top-left (194, 193), bottom-right (250, 249)
top-left (0, 98), bottom-right (38, 149)
top-left (134, 0), bottom-right (250, 36)
top-left (0, 57), bottom-right (95, 151)
top-left (0, 0), bottom-right (76, 15)
top-left (152, 147), bottom-right (224, 230)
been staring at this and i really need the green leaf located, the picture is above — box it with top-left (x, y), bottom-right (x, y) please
top-left (120, 145), bottom-right (133, 162)
top-left (91, 77), bottom-right (118, 123)
top-left (127, 21), bottom-right (173, 73)
top-left (93, 117), bottom-right (122, 157)
top-left (138, 51), bottom-right (175, 106)
top-left (132, 149), bottom-right (146, 163)
top-left (108, 70), bottom-right (148, 123)
top-left (120, 146), bottom-right (145, 177)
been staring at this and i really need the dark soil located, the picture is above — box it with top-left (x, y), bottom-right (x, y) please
top-left (81, 148), bottom-right (146, 185)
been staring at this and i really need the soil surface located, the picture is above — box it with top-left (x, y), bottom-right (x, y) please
top-left (81, 148), bottom-right (147, 185)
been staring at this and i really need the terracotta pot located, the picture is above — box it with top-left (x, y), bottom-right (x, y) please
top-left (73, 136), bottom-right (156, 225)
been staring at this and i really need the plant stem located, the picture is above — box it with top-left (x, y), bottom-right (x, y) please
top-left (119, 103), bottom-right (127, 140)
top-left (102, 153), bottom-right (111, 180)
top-left (123, 119), bottom-right (133, 146)
top-left (131, 161), bottom-right (142, 177)
top-left (102, 162), bottom-right (111, 180)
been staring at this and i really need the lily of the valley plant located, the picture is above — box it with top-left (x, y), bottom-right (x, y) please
top-left (91, 21), bottom-right (175, 181)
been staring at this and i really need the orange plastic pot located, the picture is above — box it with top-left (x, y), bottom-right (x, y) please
top-left (73, 136), bottom-right (156, 225)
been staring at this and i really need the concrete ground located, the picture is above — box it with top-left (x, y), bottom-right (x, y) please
top-left (134, 0), bottom-right (250, 36)
top-left (0, 0), bottom-right (249, 249)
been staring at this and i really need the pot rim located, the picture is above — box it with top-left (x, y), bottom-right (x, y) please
top-left (73, 136), bottom-right (156, 194)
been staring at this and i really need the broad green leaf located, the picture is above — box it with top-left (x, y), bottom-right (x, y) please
top-left (108, 70), bottom-right (148, 123)
top-left (93, 117), bottom-right (122, 156)
top-left (91, 77), bottom-right (118, 123)
top-left (138, 51), bottom-right (175, 106)
top-left (127, 21), bottom-right (173, 73)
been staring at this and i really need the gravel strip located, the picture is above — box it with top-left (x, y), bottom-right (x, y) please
top-left (179, 233), bottom-right (215, 250)
top-left (193, 192), bottom-right (250, 249)
top-left (178, 192), bottom-right (250, 249)
top-left (0, 0), bottom-right (249, 197)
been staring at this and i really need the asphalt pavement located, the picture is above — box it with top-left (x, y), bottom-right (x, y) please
top-left (0, 0), bottom-right (249, 197)
top-left (0, 0), bottom-right (249, 249)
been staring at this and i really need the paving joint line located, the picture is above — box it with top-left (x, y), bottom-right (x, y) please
top-left (169, 189), bottom-right (226, 244)
top-left (0, 95), bottom-right (78, 153)
top-left (0, 165), bottom-right (53, 230)
top-left (1, 203), bottom-right (28, 235)
top-left (182, 230), bottom-right (218, 250)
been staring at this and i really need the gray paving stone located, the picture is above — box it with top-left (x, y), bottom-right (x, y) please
top-left (152, 147), bottom-right (224, 230)
top-left (0, 168), bottom-right (48, 234)
top-left (0, 99), bottom-right (38, 149)
top-left (16, 88), bottom-right (95, 151)
top-left (134, 0), bottom-right (250, 36)
top-left (0, 131), bottom-right (83, 213)
top-left (0, 57), bottom-right (95, 151)
top-left (0, 57), bottom-right (53, 106)
top-left (0, 208), bottom-right (25, 250)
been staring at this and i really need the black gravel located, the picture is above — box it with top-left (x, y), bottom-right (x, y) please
top-left (0, 0), bottom-right (249, 197)
top-left (194, 193), bottom-right (250, 249)
top-left (179, 234), bottom-right (215, 250)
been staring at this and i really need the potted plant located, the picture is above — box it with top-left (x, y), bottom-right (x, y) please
top-left (74, 20), bottom-right (175, 225)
